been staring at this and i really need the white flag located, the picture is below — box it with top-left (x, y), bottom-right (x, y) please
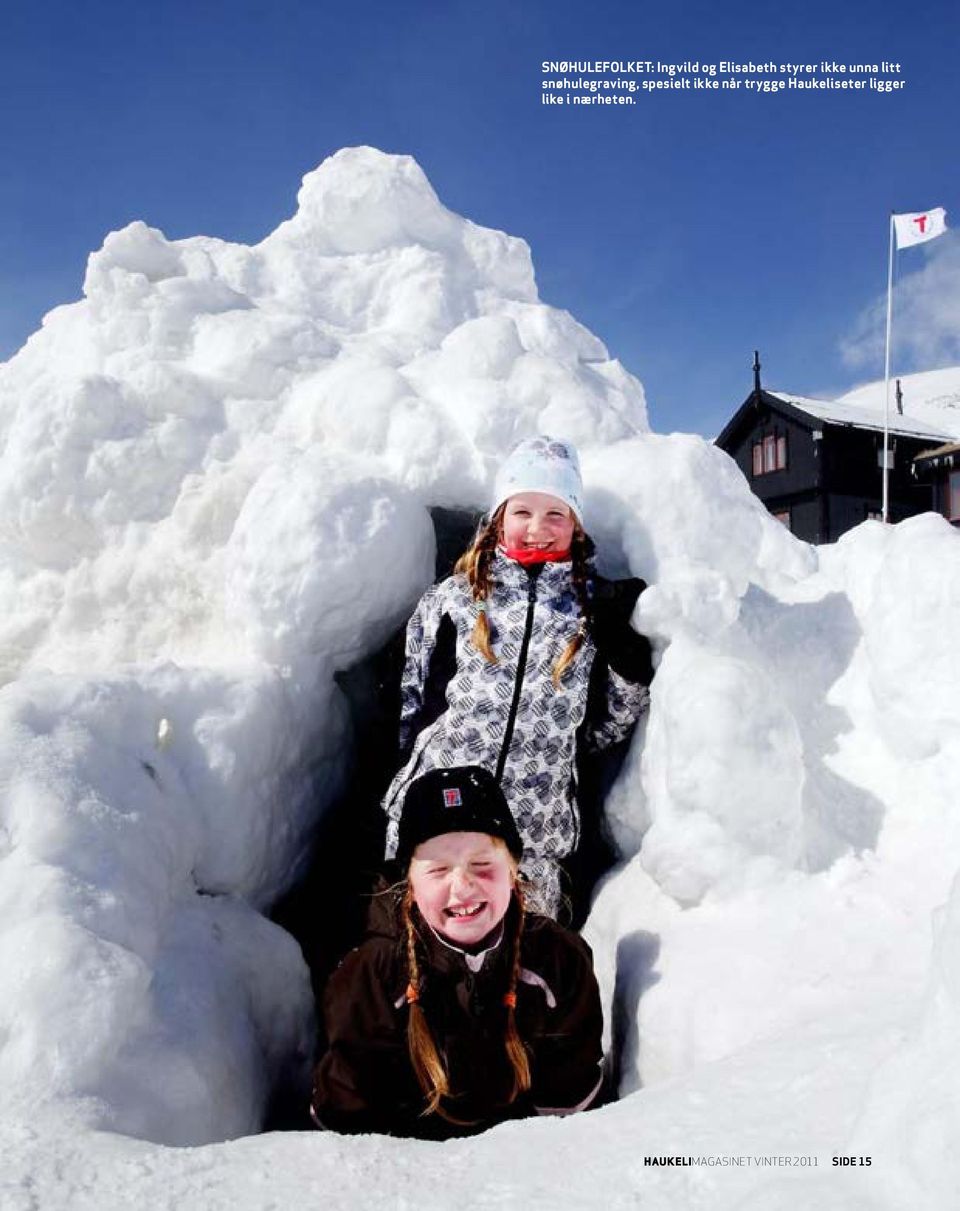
top-left (893, 207), bottom-right (947, 249)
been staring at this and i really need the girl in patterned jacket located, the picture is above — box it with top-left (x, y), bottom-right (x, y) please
top-left (382, 436), bottom-right (653, 918)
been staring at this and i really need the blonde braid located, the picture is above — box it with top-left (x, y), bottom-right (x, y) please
top-left (403, 868), bottom-right (531, 1121)
top-left (551, 524), bottom-right (592, 687)
top-left (402, 888), bottom-right (451, 1116)
top-left (454, 506), bottom-right (504, 665)
top-left (502, 883), bottom-right (532, 1100)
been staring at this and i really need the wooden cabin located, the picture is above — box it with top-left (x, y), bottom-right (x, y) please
top-left (715, 364), bottom-right (952, 544)
top-left (912, 441), bottom-right (960, 526)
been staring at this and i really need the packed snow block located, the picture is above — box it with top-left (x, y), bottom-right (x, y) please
top-left (102, 896), bottom-right (314, 1146)
top-left (84, 221), bottom-right (187, 290)
top-left (256, 149), bottom-right (540, 349)
top-left (401, 307), bottom-right (643, 457)
top-left (637, 636), bottom-right (804, 904)
top-left (434, 315), bottom-right (526, 379)
top-left (189, 309), bottom-right (338, 399)
top-left (603, 562), bottom-right (884, 900)
top-left (737, 584), bottom-right (884, 866)
top-left (167, 670), bottom-right (352, 902)
top-left (583, 433), bottom-right (814, 619)
top-left (0, 671), bottom-right (316, 1143)
top-left (857, 514), bottom-right (960, 756)
top-left (0, 373), bottom-right (174, 567)
top-left (275, 147), bottom-right (469, 257)
top-left (223, 453), bottom-right (435, 673)
top-left (264, 146), bottom-right (537, 293)
top-left (2, 663), bottom-right (350, 907)
top-left (574, 432), bottom-right (823, 900)
top-left (279, 351), bottom-right (484, 507)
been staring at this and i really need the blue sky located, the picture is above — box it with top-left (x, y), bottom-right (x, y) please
top-left (3, 0), bottom-right (959, 436)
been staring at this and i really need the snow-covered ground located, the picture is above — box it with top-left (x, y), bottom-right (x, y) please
top-left (1, 147), bottom-right (958, 1209)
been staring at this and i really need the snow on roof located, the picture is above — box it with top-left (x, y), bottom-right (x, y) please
top-left (835, 366), bottom-right (960, 440)
top-left (768, 389), bottom-right (954, 442)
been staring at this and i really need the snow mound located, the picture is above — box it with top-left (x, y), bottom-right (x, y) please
top-left (0, 144), bottom-right (648, 1143)
top-left (1, 147), bottom-right (959, 1207)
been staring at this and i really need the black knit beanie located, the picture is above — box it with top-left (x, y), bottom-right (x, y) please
top-left (396, 766), bottom-right (523, 869)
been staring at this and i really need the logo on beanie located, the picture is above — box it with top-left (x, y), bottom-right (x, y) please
top-left (443, 788), bottom-right (462, 808)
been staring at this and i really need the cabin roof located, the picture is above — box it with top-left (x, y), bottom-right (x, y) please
top-left (716, 387), bottom-right (954, 449)
top-left (766, 391), bottom-right (953, 441)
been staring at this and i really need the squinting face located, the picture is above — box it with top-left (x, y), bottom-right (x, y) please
top-left (409, 832), bottom-right (516, 946)
top-left (500, 492), bottom-right (575, 555)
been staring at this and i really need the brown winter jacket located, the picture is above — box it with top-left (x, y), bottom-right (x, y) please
top-left (311, 894), bottom-right (604, 1140)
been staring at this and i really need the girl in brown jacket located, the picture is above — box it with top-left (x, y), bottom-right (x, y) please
top-left (312, 766), bottom-right (605, 1139)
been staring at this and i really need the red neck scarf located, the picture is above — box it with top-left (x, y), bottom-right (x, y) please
top-left (500, 545), bottom-right (571, 566)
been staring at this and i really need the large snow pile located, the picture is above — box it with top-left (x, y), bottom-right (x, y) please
top-left (1, 147), bottom-right (958, 1209)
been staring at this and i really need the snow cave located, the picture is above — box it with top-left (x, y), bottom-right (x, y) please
top-left (1, 147), bottom-right (959, 1210)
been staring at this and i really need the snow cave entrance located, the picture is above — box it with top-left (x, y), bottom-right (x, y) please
top-left (266, 506), bottom-right (635, 1130)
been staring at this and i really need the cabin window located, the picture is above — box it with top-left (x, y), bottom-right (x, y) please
top-left (752, 433), bottom-right (788, 475)
top-left (949, 470), bottom-right (960, 521)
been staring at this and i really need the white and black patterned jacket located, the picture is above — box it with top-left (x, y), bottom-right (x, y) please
top-left (382, 551), bottom-right (651, 867)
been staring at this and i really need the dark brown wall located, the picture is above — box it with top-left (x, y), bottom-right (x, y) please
top-left (725, 412), bottom-right (818, 504)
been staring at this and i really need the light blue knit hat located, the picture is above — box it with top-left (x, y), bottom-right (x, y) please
top-left (491, 436), bottom-right (584, 523)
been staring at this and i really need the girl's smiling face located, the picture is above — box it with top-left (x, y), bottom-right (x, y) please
top-left (500, 492), bottom-right (575, 555)
top-left (408, 832), bottom-right (516, 946)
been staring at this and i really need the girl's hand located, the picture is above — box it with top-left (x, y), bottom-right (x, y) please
top-left (589, 578), bottom-right (653, 685)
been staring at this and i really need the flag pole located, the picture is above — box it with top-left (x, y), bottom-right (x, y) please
top-left (882, 212), bottom-right (895, 523)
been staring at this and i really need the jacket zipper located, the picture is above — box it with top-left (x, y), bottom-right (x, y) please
top-left (494, 569), bottom-right (540, 783)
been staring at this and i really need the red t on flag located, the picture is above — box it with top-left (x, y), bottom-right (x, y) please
top-left (893, 207), bottom-right (947, 249)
